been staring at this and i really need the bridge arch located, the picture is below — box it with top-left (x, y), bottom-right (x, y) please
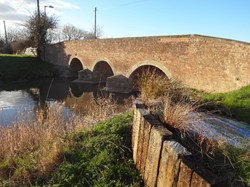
top-left (69, 83), bottom-right (84, 97)
top-left (92, 59), bottom-right (114, 82)
top-left (127, 61), bottom-right (172, 91)
top-left (126, 60), bottom-right (172, 79)
top-left (68, 57), bottom-right (84, 72)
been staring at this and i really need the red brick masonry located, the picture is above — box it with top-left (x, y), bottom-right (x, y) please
top-left (42, 35), bottom-right (250, 93)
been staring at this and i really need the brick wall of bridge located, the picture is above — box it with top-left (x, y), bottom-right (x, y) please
top-left (42, 35), bottom-right (250, 93)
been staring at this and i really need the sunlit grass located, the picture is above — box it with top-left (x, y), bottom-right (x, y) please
top-left (0, 95), bottom-right (131, 186)
top-left (201, 85), bottom-right (250, 124)
top-left (46, 111), bottom-right (142, 186)
top-left (0, 103), bottom-right (79, 185)
top-left (137, 68), bottom-right (196, 131)
top-left (137, 70), bottom-right (250, 186)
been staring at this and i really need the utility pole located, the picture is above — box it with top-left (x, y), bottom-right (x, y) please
top-left (37, 0), bottom-right (40, 20)
top-left (94, 7), bottom-right (97, 39)
top-left (37, 0), bottom-right (41, 59)
top-left (3, 20), bottom-right (8, 44)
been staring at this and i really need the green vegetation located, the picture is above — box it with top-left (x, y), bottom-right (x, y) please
top-left (137, 68), bottom-right (186, 104)
top-left (0, 98), bottom-right (141, 186)
top-left (137, 70), bottom-right (250, 186)
top-left (137, 68), bottom-right (197, 131)
top-left (0, 103), bottom-right (78, 186)
top-left (0, 54), bottom-right (56, 79)
top-left (221, 145), bottom-right (250, 186)
top-left (200, 85), bottom-right (250, 185)
top-left (46, 111), bottom-right (142, 187)
top-left (201, 85), bottom-right (250, 124)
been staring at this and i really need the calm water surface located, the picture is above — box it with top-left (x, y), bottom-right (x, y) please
top-left (1, 78), bottom-right (249, 147)
top-left (0, 78), bottom-right (130, 126)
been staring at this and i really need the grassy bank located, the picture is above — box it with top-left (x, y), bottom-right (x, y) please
top-left (137, 70), bottom-right (250, 186)
top-left (45, 111), bottom-right (142, 186)
top-left (0, 97), bottom-right (141, 186)
top-left (201, 85), bottom-right (250, 124)
top-left (0, 54), bottom-right (56, 79)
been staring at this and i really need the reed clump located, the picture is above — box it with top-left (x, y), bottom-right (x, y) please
top-left (0, 103), bottom-right (76, 184)
top-left (162, 96), bottom-right (202, 131)
top-left (137, 69), bottom-right (250, 186)
top-left (65, 92), bottom-right (132, 126)
top-left (0, 95), bottom-right (128, 185)
top-left (137, 68), bottom-right (187, 105)
top-left (137, 68), bottom-right (197, 131)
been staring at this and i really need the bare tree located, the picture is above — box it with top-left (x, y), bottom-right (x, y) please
top-left (84, 26), bottom-right (103, 39)
top-left (5, 28), bottom-right (27, 43)
top-left (0, 36), bottom-right (4, 48)
top-left (24, 11), bottom-right (58, 58)
top-left (62, 24), bottom-right (86, 41)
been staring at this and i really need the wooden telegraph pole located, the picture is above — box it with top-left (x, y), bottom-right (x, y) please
top-left (37, 0), bottom-right (40, 20)
top-left (94, 7), bottom-right (97, 39)
top-left (3, 20), bottom-right (8, 44)
top-left (37, 0), bottom-right (41, 58)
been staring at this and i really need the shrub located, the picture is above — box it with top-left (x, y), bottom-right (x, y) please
top-left (137, 69), bottom-right (197, 131)
top-left (163, 96), bottom-right (202, 131)
top-left (137, 68), bottom-right (187, 104)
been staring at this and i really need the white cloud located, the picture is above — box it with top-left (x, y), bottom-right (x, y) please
top-left (0, 0), bottom-right (79, 23)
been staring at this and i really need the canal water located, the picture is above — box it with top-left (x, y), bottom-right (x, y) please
top-left (0, 78), bottom-right (130, 126)
top-left (0, 78), bottom-right (249, 148)
top-left (189, 112), bottom-right (250, 148)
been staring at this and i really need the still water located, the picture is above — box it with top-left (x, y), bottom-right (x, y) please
top-left (0, 78), bottom-right (130, 126)
top-left (1, 78), bottom-right (249, 148)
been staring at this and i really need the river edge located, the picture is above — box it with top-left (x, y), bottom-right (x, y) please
top-left (0, 54), bottom-right (72, 81)
top-left (0, 111), bottom-right (143, 186)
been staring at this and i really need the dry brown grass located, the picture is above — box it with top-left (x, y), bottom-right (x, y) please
top-left (0, 95), bottom-right (130, 185)
top-left (0, 103), bottom-right (79, 183)
top-left (1, 104), bottom-right (59, 159)
top-left (137, 68), bottom-right (197, 131)
top-left (137, 69), bottom-right (250, 185)
top-left (163, 96), bottom-right (202, 131)
top-left (137, 68), bottom-right (188, 104)
top-left (65, 92), bottom-right (132, 126)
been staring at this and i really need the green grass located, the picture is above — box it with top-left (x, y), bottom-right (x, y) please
top-left (223, 145), bottom-right (250, 186)
top-left (201, 85), bottom-right (250, 124)
top-left (0, 54), bottom-right (56, 79)
top-left (0, 111), bottom-right (142, 186)
top-left (199, 86), bottom-right (250, 185)
top-left (39, 111), bottom-right (142, 187)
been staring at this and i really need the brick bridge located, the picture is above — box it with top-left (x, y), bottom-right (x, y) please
top-left (42, 34), bottom-right (250, 93)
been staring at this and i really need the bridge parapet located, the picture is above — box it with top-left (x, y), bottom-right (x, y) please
top-left (42, 35), bottom-right (250, 93)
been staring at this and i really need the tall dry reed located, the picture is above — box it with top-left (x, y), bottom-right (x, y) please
top-left (163, 96), bottom-right (202, 131)
top-left (137, 69), bottom-right (250, 185)
top-left (65, 92), bottom-right (132, 126)
top-left (137, 68), bottom-right (197, 130)
top-left (0, 103), bottom-right (79, 175)
top-left (0, 95), bottom-right (129, 184)
top-left (137, 68), bottom-right (188, 104)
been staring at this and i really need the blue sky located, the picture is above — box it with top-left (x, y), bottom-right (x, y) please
top-left (0, 0), bottom-right (250, 42)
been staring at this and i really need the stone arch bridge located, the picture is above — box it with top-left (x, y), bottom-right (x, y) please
top-left (42, 35), bottom-right (250, 93)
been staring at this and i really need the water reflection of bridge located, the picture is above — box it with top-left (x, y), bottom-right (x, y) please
top-left (0, 78), bottom-right (132, 126)
top-left (0, 78), bottom-right (131, 103)
top-left (28, 78), bottom-right (132, 104)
